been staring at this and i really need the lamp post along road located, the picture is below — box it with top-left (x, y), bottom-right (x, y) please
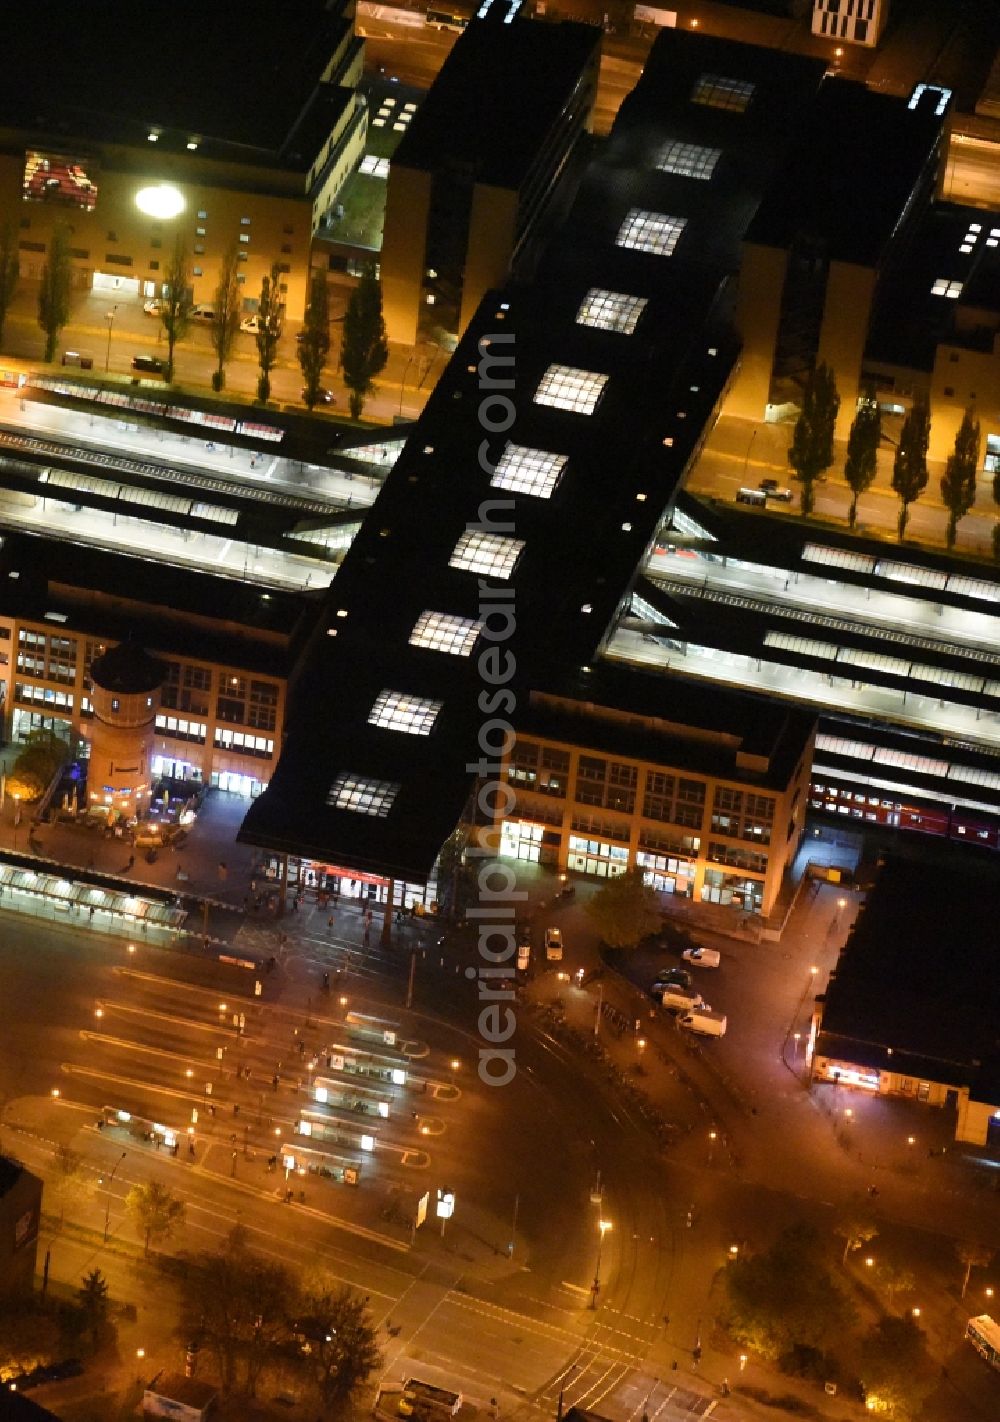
top-left (590, 1218), bottom-right (612, 1309)
top-left (102, 1150), bottom-right (127, 1243)
top-left (105, 305), bottom-right (118, 372)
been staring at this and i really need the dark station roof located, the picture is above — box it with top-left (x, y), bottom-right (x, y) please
top-left (241, 29), bottom-right (832, 881)
top-left (746, 80), bottom-right (949, 267)
top-left (816, 857), bottom-right (1000, 1104)
top-left (390, 16), bottom-right (601, 190)
top-left (0, 0), bottom-right (357, 168)
top-left (89, 641), bottom-right (167, 696)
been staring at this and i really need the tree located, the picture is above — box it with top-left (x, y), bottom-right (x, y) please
top-left (293, 1284), bottom-right (383, 1410)
top-left (585, 867), bottom-right (661, 949)
top-left (340, 264), bottom-right (389, 420)
top-left (788, 361), bottom-right (839, 516)
top-left (858, 1315), bottom-right (933, 1420)
top-left (891, 398), bottom-right (930, 541)
top-left (48, 1143), bottom-right (96, 1228)
top-left (940, 407), bottom-right (980, 549)
top-left (37, 224), bottom-right (72, 362)
top-left (834, 1213), bottom-right (878, 1268)
top-left (210, 244), bottom-right (242, 392)
top-left (76, 1268), bottom-right (111, 1348)
top-left (298, 269), bottom-right (330, 410)
top-left (875, 1259), bottom-right (915, 1308)
top-left (159, 236), bottom-right (193, 382)
top-left (724, 1224), bottom-right (855, 1361)
top-left (956, 1240), bottom-right (992, 1299)
top-left (844, 390), bottom-right (881, 530)
top-left (125, 1179), bottom-right (185, 1257)
top-left (255, 262), bottom-right (284, 402)
top-left (178, 1230), bottom-right (296, 1396)
top-left (0, 221), bottom-right (20, 349)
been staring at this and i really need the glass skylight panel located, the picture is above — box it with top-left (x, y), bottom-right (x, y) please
top-left (368, 689), bottom-right (443, 736)
top-left (802, 543), bottom-right (875, 574)
top-left (691, 74), bottom-right (755, 112)
top-left (576, 288), bottom-right (648, 335)
top-left (669, 506), bottom-right (717, 540)
top-left (875, 560), bottom-right (948, 591)
top-left (764, 631), bottom-right (837, 661)
top-left (409, 611), bottom-right (482, 656)
top-left (616, 209), bottom-right (686, 257)
top-left (534, 364), bottom-right (608, 415)
top-left (491, 443), bottom-right (568, 498)
top-left (656, 140), bottom-right (722, 180)
top-left (449, 531), bottom-right (525, 580)
top-left (327, 774), bottom-right (399, 818)
top-left (930, 278), bottom-right (962, 298)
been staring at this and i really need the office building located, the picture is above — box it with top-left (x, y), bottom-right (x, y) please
top-left (0, 0), bottom-right (367, 317)
top-left (811, 0), bottom-right (889, 48)
top-left (380, 12), bottom-right (601, 346)
top-left (810, 857), bottom-right (1000, 1147)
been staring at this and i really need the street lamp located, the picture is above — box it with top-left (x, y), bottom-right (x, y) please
top-left (590, 1219), bottom-right (612, 1309)
top-left (104, 305), bottom-right (118, 372)
top-left (12, 792), bottom-right (20, 852)
top-left (101, 1151), bottom-right (127, 1243)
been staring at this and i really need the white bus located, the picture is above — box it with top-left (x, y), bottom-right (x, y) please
top-left (966, 1315), bottom-right (1000, 1372)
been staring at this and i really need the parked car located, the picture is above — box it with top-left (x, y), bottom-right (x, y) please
top-left (131, 354), bottom-right (166, 375)
top-left (190, 304), bottom-right (215, 322)
top-left (679, 1008), bottom-right (727, 1037)
top-left (759, 478), bottom-right (793, 501)
top-left (654, 983), bottom-right (705, 1012)
top-left (682, 946), bottom-right (721, 968)
top-left (240, 314), bottom-right (260, 334)
top-left (301, 387), bottom-right (335, 405)
top-left (653, 966), bottom-right (692, 989)
top-left (143, 297), bottom-right (163, 316)
top-left (516, 941), bottom-right (531, 972)
top-left (544, 927), bottom-right (563, 961)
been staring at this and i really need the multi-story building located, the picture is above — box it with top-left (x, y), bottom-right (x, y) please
top-left (0, 1155), bottom-right (42, 1298)
top-left (499, 677), bottom-right (812, 916)
top-left (811, 0), bottom-right (889, 48)
top-left (380, 10), bottom-right (601, 346)
top-left (0, 0), bottom-right (367, 318)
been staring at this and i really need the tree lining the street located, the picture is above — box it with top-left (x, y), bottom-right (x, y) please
top-left (37, 223), bottom-right (72, 363)
top-left (723, 1224), bottom-right (856, 1361)
top-left (255, 261), bottom-right (284, 402)
top-left (47, 1143), bottom-right (97, 1228)
top-left (0, 221), bottom-right (19, 349)
top-left (834, 1213), bottom-right (878, 1267)
top-left (843, 389), bottom-right (881, 530)
top-left (298, 268), bottom-right (330, 409)
top-left (125, 1178), bottom-right (185, 1256)
top-left (956, 1239), bottom-right (993, 1298)
top-left (340, 262), bottom-right (389, 420)
top-left (788, 361), bottom-right (839, 516)
top-left (939, 406), bottom-right (980, 549)
top-left (857, 1314), bottom-right (934, 1420)
top-left (159, 236), bottom-right (193, 382)
top-left (891, 398), bottom-right (931, 541)
top-left (584, 867), bottom-right (661, 948)
top-left (210, 243), bottom-right (242, 392)
top-left (176, 1229), bottom-right (382, 1404)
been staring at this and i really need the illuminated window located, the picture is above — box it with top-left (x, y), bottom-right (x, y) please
top-left (534, 363), bottom-right (608, 415)
top-left (656, 140), bottom-right (721, 180)
top-left (616, 209), bottom-right (686, 257)
top-left (691, 74), bottom-right (755, 112)
top-left (491, 443), bottom-right (568, 498)
top-left (409, 611), bottom-right (482, 656)
top-left (449, 531), bottom-right (524, 580)
top-left (368, 689), bottom-right (443, 736)
top-left (328, 774), bottom-right (399, 817)
top-left (931, 278), bottom-right (962, 298)
top-left (576, 288), bottom-right (648, 335)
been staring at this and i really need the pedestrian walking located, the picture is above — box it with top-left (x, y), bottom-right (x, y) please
top-left (272, 1074), bottom-right (279, 1091)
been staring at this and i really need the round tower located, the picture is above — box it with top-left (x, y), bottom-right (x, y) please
top-left (88, 641), bottom-right (166, 819)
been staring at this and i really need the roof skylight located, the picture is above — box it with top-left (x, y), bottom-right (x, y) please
top-left (656, 140), bottom-right (722, 180)
top-left (368, 689), bottom-right (443, 736)
top-left (327, 774), bottom-right (399, 817)
top-left (576, 288), bottom-right (648, 335)
top-left (616, 209), bottom-right (686, 257)
top-left (534, 363), bottom-right (609, 415)
top-left (491, 443), bottom-right (568, 498)
top-left (449, 531), bottom-right (525, 580)
top-left (691, 74), bottom-right (755, 112)
top-left (409, 611), bottom-right (482, 656)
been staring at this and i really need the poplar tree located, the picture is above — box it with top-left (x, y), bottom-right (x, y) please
top-left (210, 243), bottom-right (242, 392)
top-left (160, 236), bottom-right (193, 383)
top-left (891, 398), bottom-right (931, 541)
top-left (340, 263), bottom-right (389, 420)
top-left (255, 262), bottom-right (284, 402)
top-left (788, 361), bottom-right (839, 516)
top-left (37, 223), bottom-right (72, 362)
top-left (843, 390), bottom-right (881, 530)
top-left (940, 406), bottom-right (980, 549)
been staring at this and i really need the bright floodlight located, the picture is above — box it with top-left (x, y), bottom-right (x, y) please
top-left (135, 184), bottom-right (185, 219)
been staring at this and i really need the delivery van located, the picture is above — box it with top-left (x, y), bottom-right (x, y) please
top-left (679, 1008), bottom-right (727, 1037)
top-left (658, 983), bottom-right (705, 1013)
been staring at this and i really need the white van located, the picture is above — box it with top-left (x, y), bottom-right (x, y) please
top-left (190, 304), bottom-right (216, 322)
top-left (679, 1008), bottom-right (727, 1037)
top-left (658, 983), bottom-right (705, 1013)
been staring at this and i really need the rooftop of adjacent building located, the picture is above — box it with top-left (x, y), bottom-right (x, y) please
top-left (817, 855), bottom-right (1000, 1101)
top-left (389, 14), bottom-right (601, 189)
top-left (0, 0), bottom-right (359, 170)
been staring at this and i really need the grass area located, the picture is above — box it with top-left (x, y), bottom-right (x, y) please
top-left (332, 173), bottom-right (387, 250)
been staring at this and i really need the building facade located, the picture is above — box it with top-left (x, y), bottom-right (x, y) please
top-left (811, 0), bottom-right (889, 48)
top-left (0, 1157), bottom-right (42, 1298)
top-left (498, 693), bottom-right (813, 917)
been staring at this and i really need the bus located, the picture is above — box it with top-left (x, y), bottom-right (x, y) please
top-left (966, 1315), bottom-right (1000, 1372)
top-left (425, 7), bottom-right (469, 31)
